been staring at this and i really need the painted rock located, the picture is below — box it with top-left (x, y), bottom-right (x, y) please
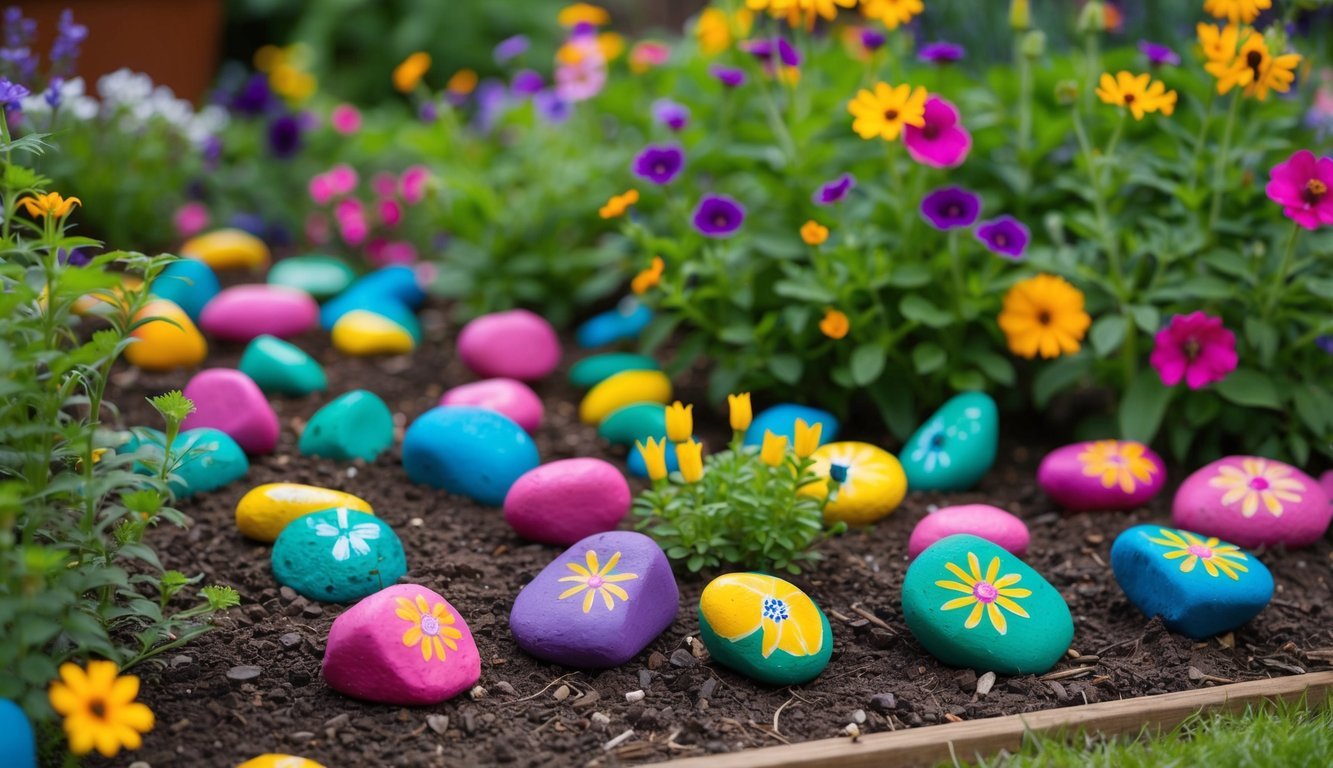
top-left (510, 531), bottom-right (678, 668)
top-left (267, 254), bottom-right (356, 300)
top-left (199, 284), bottom-right (319, 342)
top-left (124, 299), bottom-right (208, 371)
top-left (181, 228), bottom-right (270, 270)
top-left (698, 573), bottom-right (833, 686)
top-left (236, 756), bottom-right (327, 768)
top-left (402, 406), bottom-right (539, 506)
top-left (236, 483), bottom-right (373, 542)
top-left (903, 535), bottom-right (1071, 675)
top-left (152, 258), bottom-right (220, 321)
top-left (1111, 525), bottom-right (1273, 639)
top-left (1038, 440), bottom-right (1166, 511)
top-left (181, 368), bottom-right (279, 454)
top-left (122, 427), bottom-right (249, 498)
top-left (322, 584), bottom-right (480, 705)
top-left (901, 392), bottom-right (998, 492)
top-left (579, 370), bottom-right (672, 425)
top-left (0, 699), bottom-right (36, 768)
top-left (238, 335), bottom-right (327, 397)
top-left (576, 298), bottom-right (653, 348)
top-left (1172, 456), bottom-right (1331, 549)
top-left (272, 507), bottom-right (407, 603)
top-left (346, 264), bottom-right (428, 309)
top-left (331, 310), bottom-right (417, 356)
top-left (321, 295), bottom-right (422, 340)
top-left (569, 353), bottom-right (661, 389)
top-left (908, 505), bottom-right (1030, 559)
top-left (457, 309), bottom-right (561, 381)
top-left (72, 276), bottom-right (142, 316)
top-left (741, 404), bottom-right (838, 448)
top-left (440, 378), bottom-right (543, 433)
top-left (628, 439), bottom-right (681, 478)
top-left (504, 459), bottom-right (631, 545)
top-left (598, 403), bottom-right (667, 447)
top-left (799, 442), bottom-right (907, 526)
top-left (1322, 470), bottom-right (1333, 500)
top-left (299, 390), bottom-right (394, 462)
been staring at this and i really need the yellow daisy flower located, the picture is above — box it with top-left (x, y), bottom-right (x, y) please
top-left (1197, 22), bottom-right (1242, 65)
top-left (700, 573), bottom-right (825, 658)
top-left (997, 274), bottom-right (1091, 360)
top-left (1207, 457), bottom-right (1305, 518)
top-left (558, 3), bottom-right (610, 27)
top-left (1203, 0), bottom-right (1271, 24)
top-left (393, 52), bottom-right (431, 93)
top-left (557, 550), bottom-right (639, 612)
top-left (48, 661), bottom-right (155, 758)
top-left (395, 595), bottom-right (463, 662)
top-left (1095, 71), bottom-right (1177, 120)
top-left (861, 0), bottom-right (925, 29)
top-left (935, 552), bottom-right (1032, 635)
top-left (848, 81), bottom-right (929, 142)
top-left (1146, 528), bottom-right (1250, 580)
top-left (1077, 440), bottom-right (1160, 494)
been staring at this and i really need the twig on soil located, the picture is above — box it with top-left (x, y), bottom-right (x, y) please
top-left (1096, 638), bottom-right (1137, 657)
top-left (849, 603), bottom-right (897, 634)
top-left (509, 673), bottom-right (581, 704)
top-left (828, 609), bottom-right (854, 623)
top-left (772, 695), bottom-right (796, 737)
top-left (747, 720), bottom-right (791, 744)
top-left (532, 716), bottom-right (559, 735)
top-left (603, 728), bottom-right (635, 751)
top-left (1040, 666), bottom-right (1095, 681)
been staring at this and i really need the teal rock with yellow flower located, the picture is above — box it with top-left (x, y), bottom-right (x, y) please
top-left (902, 534), bottom-right (1071, 675)
top-left (698, 573), bottom-right (833, 686)
top-left (900, 392), bottom-right (998, 492)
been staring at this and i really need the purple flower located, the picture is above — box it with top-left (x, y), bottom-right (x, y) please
top-left (920, 187), bottom-right (981, 230)
top-left (976, 216), bottom-right (1031, 259)
top-left (474, 80), bottom-right (509, 132)
top-left (58, 248), bottom-right (90, 267)
top-left (1139, 41), bottom-right (1180, 67)
top-left (860, 29), bottom-right (887, 52)
top-left (570, 21), bottom-right (597, 38)
top-left (1318, 336), bottom-right (1333, 356)
top-left (692, 194), bottom-right (746, 238)
top-left (494, 34), bottom-right (530, 63)
top-left (230, 73), bottom-right (275, 116)
top-left (652, 98), bottom-right (690, 132)
top-left (419, 100), bottom-right (440, 123)
top-left (0, 77), bottom-right (28, 106)
top-left (709, 65), bottom-right (746, 88)
top-left (511, 69), bottom-right (544, 97)
top-left (202, 135), bottom-right (223, 167)
top-left (632, 144), bottom-right (684, 185)
top-left (813, 173), bottom-right (856, 206)
top-left (266, 114), bottom-right (304, 158)
top-left (1, 7), bottom-right (35, 81)
top-left (230, 212), bottom-right (268, 239)
top-left (49, 10), bottom-right (87, 76)
top-left (43, 77), bottom-right (61, 108)
top-left (742, 37), bottom-right (800, 68)
top-left (533, 89), bottom-right (571, 124)
top-left (919, 42), bottom-right (965, 64)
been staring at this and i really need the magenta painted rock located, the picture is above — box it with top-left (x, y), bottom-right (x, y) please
top-left (322, 584), bottom-right (481, 705)
top-left (504, 459), bottom-right (631, 545)
top-left (1172, 456), bottom-right (1331, 549)
top-left (908, 504), bottom-right (1030, 559)
top-left (1037, 440), bottom-right (1166, 512)
top-left (1321, 470), bottom-right (1333, 501)
top-left (198, 284), bottom-right (319, 342)
top-left (439, 378), bottom-right (544, 433)
top-left (457, 309), bottom-right (561, 381)
top-left (509, 531), bottom-right (677, 668)
top-left (181, 369), bottom-right (279, 454)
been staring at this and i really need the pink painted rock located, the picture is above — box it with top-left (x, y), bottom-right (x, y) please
top-left (322, 584), bottom-right (480, 705)
top-left (504, 459), bottom-right (630, 545)
top-left (908, 504), bottom-right (1030, 559)
top-left (439, 378), bottom-right (544, 433)
top-left (1172, 456), bottom-right (1331, 549)
top-left (1321, 470), bottom-right (1333, 501)
top-left (198, 284), bottom-right (319, 342)
top-left (1037, 440), bottom-right (1166, 512)
top-left (457, 309), bottom-right (561, 381)
top-left (181, 368), bottom-right (279, 454)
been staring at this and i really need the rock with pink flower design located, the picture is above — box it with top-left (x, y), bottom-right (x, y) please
top-left (181, 368), bottom-right (280, 454)
top-left (322, 584), bottom-right (480, 705)
top-left (457, 309), bottom-right (561, 381)
top-left (1148, 312), bottom-right (1238, 389)
top-left (198, 284), bottom-right (319, 342)
top-left (1037, 440), bottom-right (1167, 512)
top-left (440, 378), bottom-right (544, 433)
top-left (503, 459), bottom-right (630, 545)
top-left (1172, 456), bottom-right (1331, 549)
top-left (908, 504), bottom-right (1030, 559)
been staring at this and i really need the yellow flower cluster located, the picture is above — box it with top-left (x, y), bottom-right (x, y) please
top-left (748, 0), bottom-right (857, 28)
top-left (19, 191), bottom-right (81, 219)
top-left (695, 7), bottom-right (754, 55)
top-left (1197, 23), bottom-right (1300, 101)
top-left (254, 44), bottom-right (316, 103)
top-left (861, 0), bottom-right (924, 30)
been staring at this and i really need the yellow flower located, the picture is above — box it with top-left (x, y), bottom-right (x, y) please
top-left (1146, 528), bottom-right (1250, 580)
top-left (393, 52), bottom-right (432, 93)
top-left (848, 82), bottom-right (929, 142)
top-left (1078, 440), bottom-right (1159, 494)
top-left (728, 392), bottom-right (753, 432)
top-left (557, 549), bottom-right (639, 612)
top-left (861, 0), bottom-right (925, 30)
top-left (1203, 0), bottom-right (1271, 24)
top-left (48, 661), bottom-right (155, 758)
top-left (558, 2), bottom-right (610, 27)
top-left (664, 401), bottom-right (693, 443)
top-left (696, 8), bottom-right (753, 54)
top-left (270, 63), bottom-right (317, 102)
top-left (997, 274), bottom-right (1091, 359)
top-left (699, 573), bottom-right (825, 658)
top-left (19, 191), bottom-right (82, 219)
top-left (447, 68), bottom-right (478, 96)
top-left (760, 430), bottom-right (789, 466)
top-left (1010, 0), bottom-right (1031, 30)
top-left (820, 308), bottom-right (850, 339)
top-left (757, 0), bottom-right (856, 27)
top-left (777, 66), bottom-right (802, 86)
top-left (936, 552), bottom-right (1032, 635)
top-left (599, 189), bottom-right (639, 219)
top-left (598, 32), bottom-right (625, 62)
top-left (1095, 71), bottom-right (1177, 120)
top-left (635, 436), bottom-right (669, 481)
top-left (631, 256), bottom-right (664, 295)
top-left (1197, 22), bottom-right (1242, 65)
top-left (395, 595), bottom-right (463, 662)
top-left (800, 220), bottom-right (829, 246)
top-left (1221, 33), bottom-right (1300, 101)
top-left (1207, 457), bottom-right (1305, 518)
top-left (675, 439), bottom-right (704, 483)
top-left (793, 419), bottom-right (822, 458)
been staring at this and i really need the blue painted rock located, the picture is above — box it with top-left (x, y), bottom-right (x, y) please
top-left (440, 378), bottom-right (543, 433)
top-left (510, 531), bottom-right (678, 668)
top-left (299, 390), bottom-right (394, 462)
top-left (238, 335), bottom-right (327, 397)
top-left (901, 392), bottom-right (998, 492)
top-left (122, 427), bottom-right (249, 498)
top-left (267, 254), bottom-right (356, 300)
top-left (1111, 525), bottom-right (1273, 639)
top-left (908, 505), bottom-right (1029, 559)
top-left (0, 699), bottom-right (36, 768)
top-left (799, 442), bottom-right (908, 526)
top-left (198, 284), bottom-right (319, 342)
top-left (579, 370), bottom-right (672, 425)
top-left (236, 483), bottom-right (374, 542)
top-left (272, 507), bottom-right (407, 602)
top-left (457, 310), bottom-right (562, 381)
top-left (576, 298), bottom-right (653, 348)
top-left (902, 534), bottom-right (1072, 675)
top-left (628, 439), bottom-right (681, 478)
top-left (322, 584), bottom-right (480, 705)
top-left (1172, 456), bottom-right (1331, 549)
top-left (346, 264), bottom-right (427, 309)
top-left (321, 295), bottom-right (422, 340)
top-left (698, 573), bottom-right (833, 685)
top-left (181, 368), bottom-right (280, 454)
top-left (504, 459), bottom-right (631, 545)
top-left (1038, 440), bottom-right (1166, 511)
top-left (569, 353), bottom-right (661, 389)
top-left (401, 406), bottom-right (539, 506)
top-left (742, 404), bottom-right (839, 448)
top-left (599, 403), bottom-right (667, 447)
top-left (331, 310), bottom-right (417, 356)
top-left (152, 258), bottom-right (220, 321)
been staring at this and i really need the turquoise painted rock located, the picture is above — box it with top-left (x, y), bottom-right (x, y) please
top-left (272, 507), bottom-right (407, 602)
top-left (239, 335), bottom-right (327, 397)
top-left (401, 406), bottom-right (540, 506)
top-left (902, 534), bottom-right (1072, 675)
top-left (901, 392), bottom-right (998, 492)
top-left (122, 427), bottom-right (249, 498)
top-left (628, 439), bottom-right (681, 478)
top-left (576, 298), bottom-right (653, 348)
top-left (742, 404), bottom-right (839, 448)
top-left (598, 402), bottom-right (667, 447)
top-left (152, 258), bottom-right (220, 321)
top-left (698, 573), bottom-right (833, 685)
top-left (268, 254), bottom-right (356, 301)
top-left (1111, 524), bottom-right (1273, 639)
top-left (299, 390), bottom-right (394, 462)
top-left (0, 699), bottom-right (36, 768)
top-left (569, 353), bottom-right (661, 389)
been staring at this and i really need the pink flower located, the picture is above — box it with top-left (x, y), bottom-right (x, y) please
top-left (377, 240), bottom-right (418, 266)
top-left (327, 164), bottom-right (359, 197)
top-left (173, 202), bottom-right (210, 238)
top-left (1265, 149), bottom-right (1333, 230)
top-left (308, 174), bottom-right (335, 205)
top-left (335, 198), bottom-right (367, 245)
top-left (378, 198), bottom-right (403, 227)
top-left (331, 103), bottom-right (362, 134)
top-left (306, 212), bottom-right (330, 245)
top-left (555, 39), bottom-right (607, 103)
top-left (372, 172), bottom-right (398, 199)
top-left (903, 96), bottom-right (972, 169)
top-left (400, 165), bottom-right (431, 204)
top-left (1149, 312), bottom-right (1238, 390)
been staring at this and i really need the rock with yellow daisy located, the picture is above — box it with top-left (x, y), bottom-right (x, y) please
top-left (1172, 456), bottom-right (1331, 549)
top-left (900, 392), bottom-right (998, 492)
top-left (698, 572), bottom-right (833, 685)
top-left (1111, 525), bottom-right (1273, 639)
top-left (1037, 439), bottom-right (1166, 511)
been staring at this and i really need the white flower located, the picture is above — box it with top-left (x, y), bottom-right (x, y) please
top-left (312, 507), bottom-right (381, 561)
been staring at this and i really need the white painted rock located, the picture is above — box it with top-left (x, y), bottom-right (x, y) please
top-left (457, 309), bottom-right (561, 381)
top-left (908, 504), bottom-right (1030, 559)
top-left (503, 459), bottom-right (631, 545)
top-left (1172, 456), bottom-right (1331, 549)
top-left (440, 378), bottom-right (544, 433)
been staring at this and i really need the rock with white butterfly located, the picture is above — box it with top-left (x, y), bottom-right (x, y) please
top-left (272, 507), bottom-right (407, 603)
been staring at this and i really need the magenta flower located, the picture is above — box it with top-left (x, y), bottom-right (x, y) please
top-left (1149, 312), bottom-right (1238, 390)
top-left (976, 216), bottom-right (1030, 259)
top-left (632, 144), bottom-right (684, 185)
top-left (813, 173), bottom-right (855, 206)
top-left (904, 96), bottom-right (972, 169)
top-left (920, 186), bottom-right (980, 230)
top-left (400, 165), bottom-right (431, 205)
top-left (1266, 150), bottom-right (1333, 230)
top-left (692, 194), bottom-right (745, 238)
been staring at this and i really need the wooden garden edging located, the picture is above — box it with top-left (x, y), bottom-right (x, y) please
top-left (648, 671), bottom-right (1333, 768)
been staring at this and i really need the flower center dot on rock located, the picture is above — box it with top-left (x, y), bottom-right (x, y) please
top-left (762, 597), bottom-right (790, 622)
top-left (1249, 476), bottom-right (1270, 491)
top-left (420, 615), bottom-right (440, 636)
top-left (972, 581), bottom-right (999, 603)
top-left (1187, 544), bottom-right (1213, 559)
top-left (587, 576), bottom-right (604, 589)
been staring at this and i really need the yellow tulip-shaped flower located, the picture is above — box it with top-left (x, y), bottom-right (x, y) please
top-left (793, 419), bottom-right (822, 458)
top-left (635, 437), bottom-right (669, 482)
top-left (48, 661), bottom-right (155, 758)
top-left (728, 392), bottom-right (752, 432)
top-left (760, 430), bottom-right (788, 467)
top-left (664, 401), bottom-right (693, 443)
top-left (19, 191), bottom-right (82, 219)
top-left (676, 439), bottom-right (704, 483)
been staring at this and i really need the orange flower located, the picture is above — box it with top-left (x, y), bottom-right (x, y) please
top-left (820, 308), bottom-right (849, 339)
top-left (631, 257), bottom-right (665, 295)
top-left (599, 189), bottom-right (639, 219)
top-left (800, 220), bottom-right (829, 246)
top-left (393, 52), bottom-right (432, 93)
top-left (446, 68), bottom-right (478, 95)
top-left (997, 274), bottom-right (1091, 359)
top-left (558, 3), bottom-right (610, 27)
top-left (19, 191), bottom-right (81, 219)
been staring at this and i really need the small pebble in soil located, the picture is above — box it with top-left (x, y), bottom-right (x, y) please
top-left (503, 458), bottom-right (630, 545)
top-left (120, 427), bottom-right (248, 499)
top-left (226, 665), bottom-right (262, 681)
top-left (1172, 456), bottom-right (1332, 549)
top-left (569, 353), bottom-right (661, 389)
top-left (125, 300), bottom-right (208, 371)
top-left (279, 633), bottom-right (302, 648)
top-left (181, 228), bottom-right (270, 270)
top-left (236, 755), bottom-right (327, 768)
top-left (869, 693), bottom-right (897, 712)
top-left (0, 699), bottom-right (36, 768)
top-left (800, 442), bottom-right (907, 526)
top-left (625, 690), bottom-right (645, 703)
top-left (575, 299), bottom-right (652, 348)
top-left (402, 406), bottom-right (540, 506)
top-left (199, 284), bottom-right (319, 342)
top-left (553, 684), bottom-right (570, 701)
top-left (331, 309), bottom-right (417, 356)
top-left (741, 403), bottom-right (839, 449)
top-left (457, 309), bottom-right (562, 381)
top-left (698, 573), bottom-right (833, 686)
top-left (578, 370), bottom-right (672, 425)
top-left (236, 482), bottom-right (374, 542)
top-left (494, 681), bottom-right (516, 695)
top-left (272, 507), bottom-right (407, 603)
top-left (153, 258), bottom-right (220, 321)
top-left (426, 714), bottom-right (449, 735)
top-left (299, 389), bottom-right (395, 462)
top-left (267, 254), bottom-right (357, 301)
top-left (238, 335), bottom-right (327, 397)
top-left (899, 392), bottom-right (998, 492)
top-left (908, 504), bottom-right (1030, 559)
top-left (591, 712), bottom-right (611, 725)
top-left (470, 685), bottom-right (488, 699)
top-left (1037, 440), bottom-right (1166, 512)
top-left (598, 402), bottom-right (667, 447)
top-left (181, 368), bottom-right (280, 454)
top-left (440, 378), bottom-right (545, 433)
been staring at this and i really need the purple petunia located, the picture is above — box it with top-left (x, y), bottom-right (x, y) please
top-left (511, 69), bottom-right (544, 97)
top-left (1138, 41), bottom-right (1180, 67)
top-left (919, 42), bottom-right (965, 64)
top-left (266, 113), bottom-right (304, 158)
top-left (920, 187), bottom-right (981, 230)
top-left (813, 173), bottom-right (856, 206)
top-left (709, 65), bottom-right (747, 88)
top-left (652, 98), bottom-right (690, 132)
top-left (494, 34), bottom-right (530, 64)
top-left (533, 89), bottom-right (571, 124)
top-left (1318, 336), bottom-right (1333, 356)
top-left (230, 72), bottom-right (275, 116)
top-left (0, 77), bottom-right (28, 106)
top-left (632, 144), bottom-right (684, 185)
top-left (976, 216), bottom-right (1031, 259)
top-left (742, 37), bottom-right (800, 68)
top-left (692, 194), bottom-right (746, 238)
top-left (860, 28), bottom-right (887, 52)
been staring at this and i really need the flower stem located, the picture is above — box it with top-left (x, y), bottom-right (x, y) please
top-left (1016, 34), bottom-right (1033, 156)
top-left (1263, 222), bottom-right (1302, 320)
top-left (1207, 94), bottom-right (1242, 238)
top-left (1071, 108), bottom-right (1124, 295)
top-left (947, 229), bottom-right (966, 318)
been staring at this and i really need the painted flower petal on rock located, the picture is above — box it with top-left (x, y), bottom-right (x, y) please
top-left (314, 508), bottom-right (382, 561)
top-left (935, 552), bottom-right (1031, 635)
top-left (1077, 440), bottom-right (1160, 494)
top-left (704, 574), bottom-right (823, 658)
top-left (1208, 457), bottom-right (1305, 518)
top-left (395, 596), bottom-right (463, 662)
top-left (1146, 528), bottom-right (1249, 580)
top-left (557, 550), bottom-right (638, 613)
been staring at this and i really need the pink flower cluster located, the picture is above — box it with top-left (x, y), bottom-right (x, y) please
top-left (307, 164), bottom-right (432, 266)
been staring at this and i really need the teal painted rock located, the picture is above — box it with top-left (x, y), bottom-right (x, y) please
top-left (742, 404), bottom-right (838, 448)
top-left (0, 699), bottom-right (36, 768)
top-left (901, 392), bottom-right (998, 492)
top-left (598, 403), bottom-right (667, 447)
top-left (268, 254), bottom-right (356, 301)
top-left (239, 335), bottom-right (327, 397)
top-left (152, 259), bottom-right (220, 321)
top-left (903, 534), bottom-right (1072, 675)
top-left (122, 427), bottom-right (249, 498)
top-left (272, 507), bottom-right (407, 602)
top-left (628, 439), bottom-right (681, 478)
top-left (569, 353), bottom-right (661, 389)
top-left (299, 390), bottom-right (394, 462)
top-left (698, 573), bottom-right (833, 686)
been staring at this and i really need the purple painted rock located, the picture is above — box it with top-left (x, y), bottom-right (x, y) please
top-left (908, 504), bottom-right (1030, 559)
top-left (198, 284), bottom-right (319, 342)
top-left (181, 369), bottom-right (279, 454)
top-left (504, 459), bottom-right (631, 545)
top-left (440, 378), bottom-right (544, 433)
top-left (509, 531), bottom-right (677, 668)
top-left (1172, 456), bottom-right (1331, 549)
top-left (322, 584), bottom-right (480, 705)
top-left (1037, 440), bottom-right (1166, 512)
top-left (457, 309), bottom-right (561, 381)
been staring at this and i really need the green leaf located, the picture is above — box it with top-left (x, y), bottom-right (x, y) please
top-left (1243, 317), bottom-right (1279, 369)
top-left (971, 351), bottom-right (1015, 386)
top-left (773, 278), bottom-right (835, 304)
top-left (1305, 277), bottom-right (1333, 300)
top-left (850, 343), bottom-right (886, 386)
top-left (898, 295), bottom-right (953, 329)
top-left (1033, 354), bottom-right (1092, 409)
top-left (1126, 304), bottom-right (1160, 334)
top-left (912, 343), bottom-right (947, 375)
top-left (885, 263), bottom-right (932, 288)
top-left (1215, 369), bottom-right (1282, 410)
top-left (1119, 369), bottom-right (1175, 443)
top-left (948, 370), bottom-right (986, 391)
top-left (1089, 315), bottom-right (1127, 357)
top-left (869, 376), bottom-right (916, 441)
top-left (767, 354), bottom-right (803, 385)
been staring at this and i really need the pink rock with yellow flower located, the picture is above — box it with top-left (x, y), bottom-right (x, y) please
top-left (1037, 440), bottom-right (1166, 512)
top-left (1172, 456), bottom-right (1331, 549)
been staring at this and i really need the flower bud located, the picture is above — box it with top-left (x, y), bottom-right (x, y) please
top-left (1021, 30), bottom-right (1046, 59)
top-left (1010, 0), bottom-right (1031, 31)
top-left (1076, 1), bottom-right (1106, 34)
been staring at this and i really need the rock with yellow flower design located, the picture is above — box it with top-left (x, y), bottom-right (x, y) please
top-left (1111, 525), bottom-right (1273, 639)
top-left (798, 442), bottom-right (907, 526)
top-left (236, 756), bottom-right (327, 768)
top-left (902, 535), bottom-right (1072, 675)
top-left (1172, 456), bottom-right (1331, 549)
top-left (322, 584), bottom-right (480, 705)
top-left (900, 392), bottom-right (997, 492)
top-left (0, 699), bottom-right (36, 768)
top-left (457, 309), bottom-right (562, 381)
top-left (509, 531), bottom-right (678, 668)
top-left (698, 573), bottom-right (833, 686)
top-left (1037, 439), bottom-right (1166, 511)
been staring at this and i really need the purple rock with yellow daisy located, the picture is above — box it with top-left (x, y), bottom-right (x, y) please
top-left (1172, 456), bottom-right (1331, 549)
top-left (1037, 440), bottom-right (1167, 512)
top-left (509, 531), bottom-right (678, 669)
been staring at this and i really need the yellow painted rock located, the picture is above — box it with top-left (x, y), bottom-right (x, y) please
top-left (72, 276), bottom-right (144, 316)
top-left (124, 300), bottom-right (208, 371)
top-left (331, 310), bottom-right (416, 356)
top-left (181, 228), bottom-right (270, 270)
top-left (236, 756), bottom-right (327, 768)
top-left (578, 369), bottom-right (671, 425)
top-left (236, 483), bottom-right (373, 542)
top-left (799, 441), bottom-right (907, 526)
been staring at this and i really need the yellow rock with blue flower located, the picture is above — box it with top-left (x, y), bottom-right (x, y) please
top-left (180, 228), bottom-right (270, 270)
top-left (698, 573), bottom-right (833, 685)
top-left (798, 441), bottom-right (907, 526)
top-left (331, 309), bottom-right (417, 356)
top-left (236, 482), bottom-right (373, 542)
top-left (578, 369), bottom-right (671, 424)
top-left (236, 756), bottom-right (327, 768)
